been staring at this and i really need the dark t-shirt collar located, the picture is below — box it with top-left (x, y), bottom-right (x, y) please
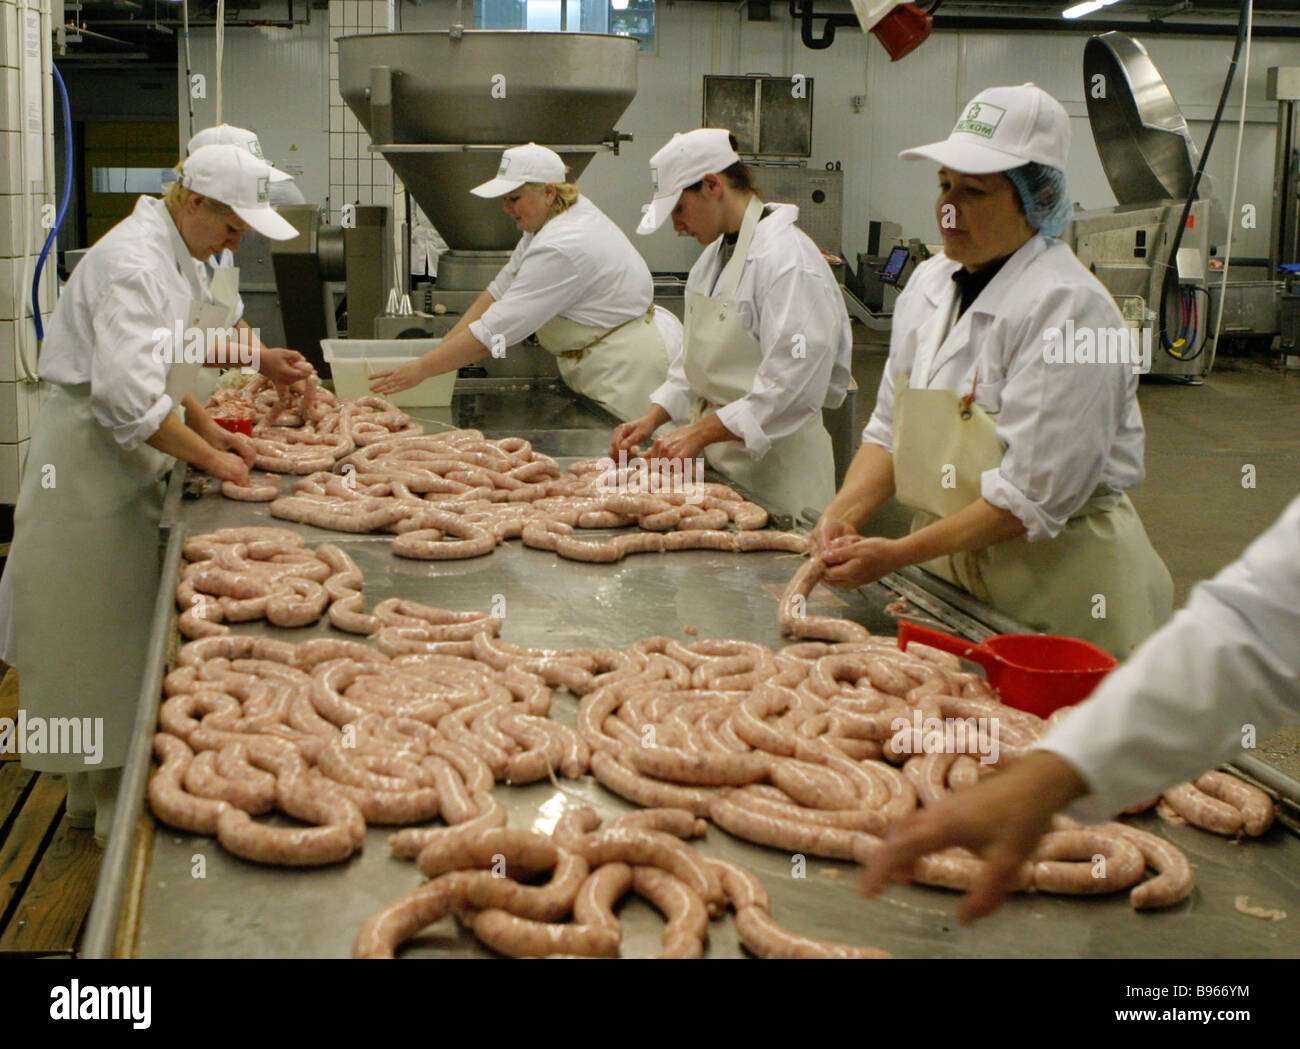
top-left (952, 254), bottom-right (1012, 317)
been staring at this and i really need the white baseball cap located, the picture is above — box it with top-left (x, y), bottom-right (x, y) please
top-left (470, 143), bottom-right (567, 197)
top-left (187, 123), bottom-right (294, 182)
top-left (899, 83), bottom-right (1071, 174)
top-left (179, 144), bottom-right (298, 240)
top-left (637, 128), bottom-right (742, 235)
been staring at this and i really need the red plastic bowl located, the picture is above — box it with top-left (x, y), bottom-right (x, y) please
top-left (897, 620), bottom-right (1117, 718)
top-left (215, 417), bottom-right (254, 436)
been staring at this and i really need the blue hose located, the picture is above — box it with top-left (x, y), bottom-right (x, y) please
top-left (32, 62), bottom-right (73, 341)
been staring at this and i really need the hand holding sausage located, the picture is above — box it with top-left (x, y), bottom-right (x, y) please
top-left (645, 422), bottom-right (710, 465)
top-left (259, 346), bottom-right (315, 386)
top-left (809, 514), bottom-right (856, 561)
top-left (609, 410), bottom-right (664, 460)
top-left (204, 448), bottom-right (252, 487)
top-left (820, 536), bottom-right (908, 589)
top-left (207, 427), bottom-right (257, 468)
top-left (859, 750), bottom-right (1088, 923)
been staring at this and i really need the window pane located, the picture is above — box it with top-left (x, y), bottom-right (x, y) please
top-left (609, 0), bottom-right (654, 51)
top-left (477, 0), bottom-right (654, 50)
top-left (92, 167), bottom-right (173, 194)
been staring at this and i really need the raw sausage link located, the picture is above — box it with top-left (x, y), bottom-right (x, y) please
top-left (1194, 771), bottom-right (1274, 836)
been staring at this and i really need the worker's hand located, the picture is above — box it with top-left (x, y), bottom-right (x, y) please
top-left (258, 346), bottom-right (314, 386)
top-left (195, 419), bottom-right (257, 468)
top-left (209, 431), bottom-right (254, 470)
top-left (810, 513), bottom-right (857, 560)
top-left (645, 421), bottom-right (711, 464)
top-left (609, 414), bottom-right (659, 461)
top-left (370, 358), bottom-right (432, 396)
top-left (860, 752), bottom-right (1088, 922)
top-left (204, 448), bottom-right (251, 487)
top-left (819, 535), bottom-right (907, 588)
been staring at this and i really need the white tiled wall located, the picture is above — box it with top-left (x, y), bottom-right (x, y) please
top-left (0, 0), bottom-right (54, 505)
top-left (328, 0), bottom-right (395, 216)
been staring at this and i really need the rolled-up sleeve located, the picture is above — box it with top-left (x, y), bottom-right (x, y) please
top-left (715, 262), bottom-right (848, 460)
top-left (1038, 495), bottom-right (1300, 821)
top-left (980, 287), bottom-right (1135, 541)
top-left (88, 271), bottom-right (177, 449)
top-left (470, 243), bottom-right (584, 350)
top-left (486, 239), bottom-right (527, 300)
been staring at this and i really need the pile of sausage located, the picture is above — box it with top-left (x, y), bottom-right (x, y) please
top-left (150, 632), bottom-right (593, 867)
top-left (159, 518), bottom-right (1279, 948)
top-left (177, 527), bottom-right (367, 640)
top-left (263, 429), bottom-right (810, 562)
top-left (208, 376), bottom-right (423, 496)
top-left (572, 630), bottom-right (1202, 909)
top-left (356, 806), bottom-right (889, 959)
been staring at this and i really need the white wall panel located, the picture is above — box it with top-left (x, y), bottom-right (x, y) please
top-left (181, 18), bottom-right (332, 211)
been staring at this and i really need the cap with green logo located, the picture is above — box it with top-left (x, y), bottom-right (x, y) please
top-left (180, 144), bottom-right (297, 241)
top-left (898, 83), bottom-right (1070, 174)
top-left (470, 143), bottom-right (567, 198)
top-left (187, 124), bottom-right (293, 182)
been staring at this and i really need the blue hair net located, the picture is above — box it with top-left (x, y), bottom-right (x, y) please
top-left (1005, 162), bottom-right (1072, 238)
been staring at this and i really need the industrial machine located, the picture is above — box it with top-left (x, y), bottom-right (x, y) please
top-left (268, 205), bottom-right (392, 372)
top-left (846, 220), bottom-right (927, 319)
top-left (1069, 31), bottom-right (1220, 381)
top-left (272, 28), bottom-right (640, 378)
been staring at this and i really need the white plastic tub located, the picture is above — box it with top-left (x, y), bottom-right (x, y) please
top-left (321, 339), bottom-right (457, 407)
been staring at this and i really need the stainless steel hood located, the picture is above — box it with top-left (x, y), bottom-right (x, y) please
top-left (337, 30), bottom-right (638, 252)
top-left (1084, 31), bottom-right (1201, 205)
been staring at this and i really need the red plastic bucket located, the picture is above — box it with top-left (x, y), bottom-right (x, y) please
top-left (897, 621), bottom-right (1117, 718)
top-left (870, 3), bottom-right (933, 62)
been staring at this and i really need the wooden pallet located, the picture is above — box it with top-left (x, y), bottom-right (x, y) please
top-left (0, 667), bottom-right (17, 760)
top-left (0, 669), bottom-right (102, 956)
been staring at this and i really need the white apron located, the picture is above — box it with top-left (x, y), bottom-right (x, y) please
top-left (0, 203), bottom-right (239, 770)
top-left (682, 196), bottom-right (836, 518)
top-left (892, 378), bottom-right (1173, 659)
top-left (535, 304), bottom-right (671, 423)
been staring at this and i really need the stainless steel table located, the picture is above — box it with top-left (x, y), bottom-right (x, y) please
top-left (84, 381), bottom-right (1300, 958)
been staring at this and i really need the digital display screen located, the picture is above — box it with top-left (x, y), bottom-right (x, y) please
top-left (880, 246), bottom-right (910, 284)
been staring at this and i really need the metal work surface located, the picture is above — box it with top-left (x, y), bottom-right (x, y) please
top-left (125, 387), bottom-right (1299, 958)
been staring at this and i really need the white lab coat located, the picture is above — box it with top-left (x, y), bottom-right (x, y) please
top-left (651, 203), bottom-right (852, 460)
top-left (862, 234), bottom-right (1147, 542)
top-left (1, 195), bottom-right (224, 770)
top-left (469, 196), bottom-right (658, 349)
top-left (1039, 494), bottom-right (1300, 821)
top-left (38, 195), bottom-right (215, 444)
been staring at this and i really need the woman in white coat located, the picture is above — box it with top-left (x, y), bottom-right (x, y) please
top-left (371, 143), bottom-right (681, 423)
top-left (814, 84), bottom-right (1172, 657)
top-left (863, 493), bottom-right (1300, 921)
top-left (1, 144), bottom-right (302, 841)
top-left (611, 128), bottom-right (853, 519)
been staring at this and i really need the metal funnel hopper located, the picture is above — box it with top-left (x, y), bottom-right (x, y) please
top-left (338, 30), bottom-right (639, 252)
top-left (1084, 32), bottom-right (1201, 206)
